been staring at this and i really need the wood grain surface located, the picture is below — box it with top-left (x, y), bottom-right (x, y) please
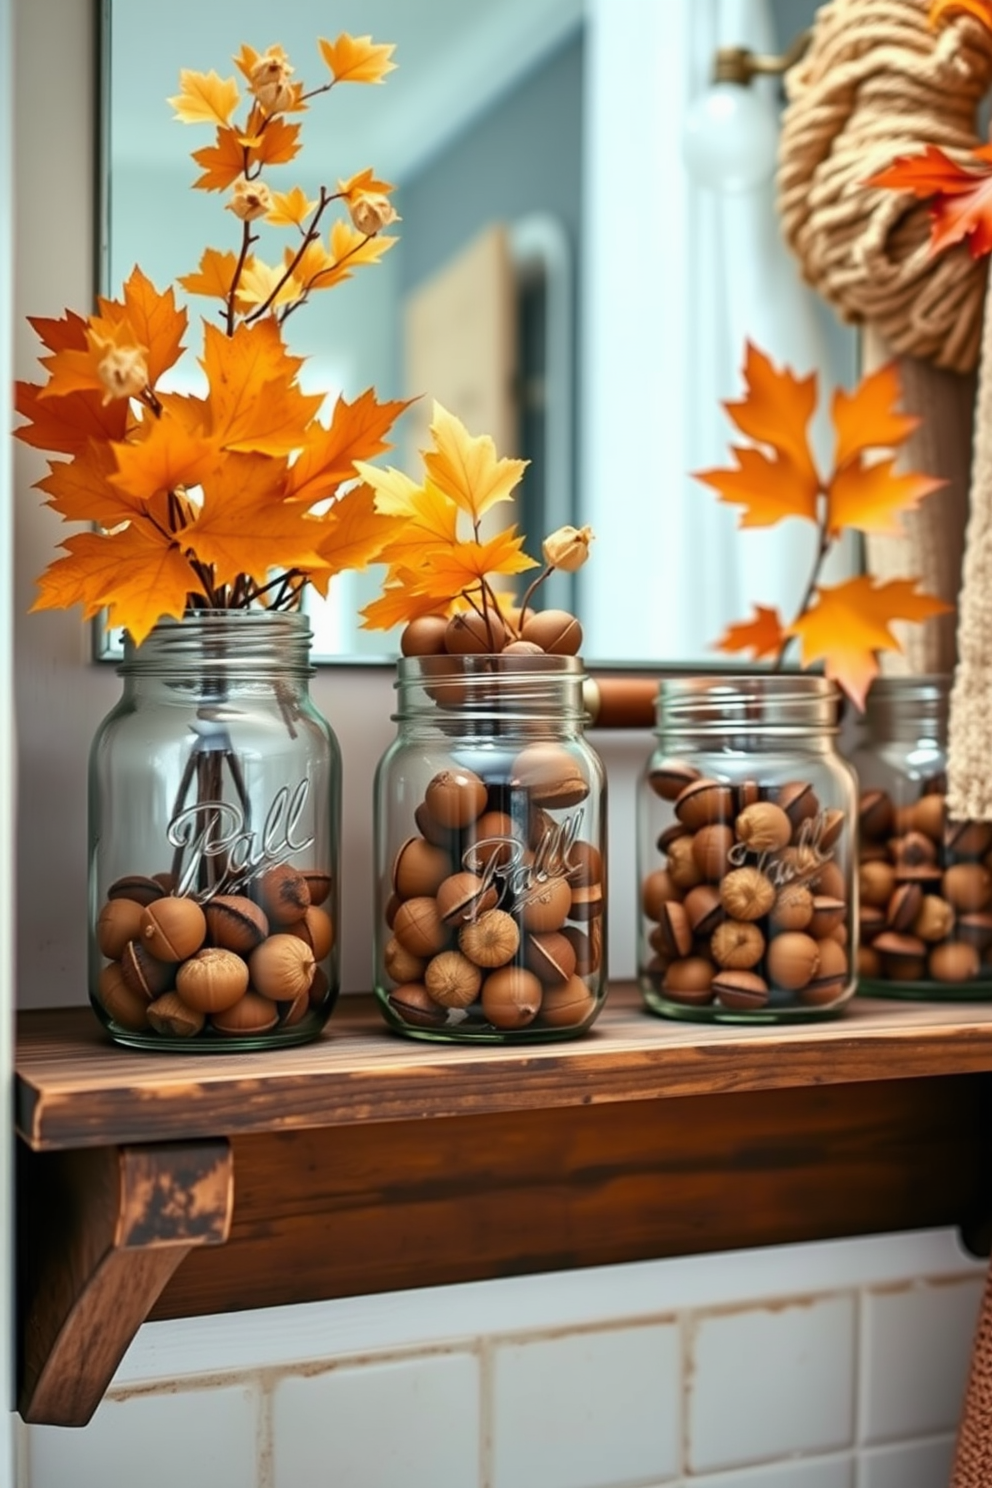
top-left (16, 986), bottom-right (992, 1152)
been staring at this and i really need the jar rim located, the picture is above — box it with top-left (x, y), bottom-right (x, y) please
top-left (118, 609), bottom-right (314, 677)
top-left (394, 652), bottom-right (588, 723)
top-left (655, 672), bottom-right (841, 738)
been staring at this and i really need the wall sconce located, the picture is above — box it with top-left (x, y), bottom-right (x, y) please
top-left (682, 30), bottom-right (811, 193)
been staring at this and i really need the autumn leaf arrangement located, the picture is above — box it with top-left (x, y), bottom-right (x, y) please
top-left (14, 32), bottom-right (412, 646)
top-left (698, 342), bottom-right (950, 708)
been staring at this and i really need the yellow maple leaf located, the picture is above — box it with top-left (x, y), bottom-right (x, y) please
top-left (201, 319), bottom-right (322, 455)
top-left (370, 484), bottom-right (460, 562)
top-left (318, 34), bottom-right (397, 85)
top-left (235, 257), bottom-right (305, 313)
top-left (267, 186), bottom-right (317, 229)
top-left (788, 576), bottom-right (952, 709)
top-left (354, 461), bottom-right (424, 517)
top-left (359, 576), bottom-right (453, 632)
top-left (422, 403), bottom-right (528, 524)
top-left (168, 68), bottom-right (241, 127)
top-left (826, 457), bottom-right (945, 538)
top-left (713, 606), bottom-right (787, 661)
top-left (338, 168), bottom-right (395, 201)
top-left (178, 248), bottom-right (240, 304)
top-left (32, 525), bottom-right (201, 643)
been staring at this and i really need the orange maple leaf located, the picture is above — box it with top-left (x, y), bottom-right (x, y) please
top-left (422, 403), bottom-right (528, 524)
top-left (788, 577), bottom-right (952, 709)
top-left (109, 411), bottom-right (217, 505)
top-left (359, 579), bottom-right (452, 633)
top-left (14, 379), bottom-right (128, 455)
top-left (201, 319), bottom-right (323, 456)
top-left (307, 484), bottom-right (405, 595)
top-left (338, 168), bottom-right (395, 201)
top-left (318, 34), bottom-right (397, 85)
top-left (35, 442), bottom-right (141, 527)
top-left (191, 127), bottom-right (248, 191)
top-left (25, 309), bottom-right (90, 354)
top-left (929, 0), bottom-right (992, 28)
top-left (713, 606), bottom-right (787, 661)
top-left (248, 116), bottom-right (301, 169)
top-left (830, 363), bottom-right (919, 469)
top-left (415, 531), bottom-right (538, 599)
top-left (284, 389), bottom-right (409, 506)
top-left (826, 457), bottom-right (944, 538)
top-left (190, 454), bottom-right (326, 587)
top-left (866, 144), bottom-right (992, 258)
top-left (178, 248), bottom-right (240, 303)
top-left (32, 525), bottom-right (201, 644)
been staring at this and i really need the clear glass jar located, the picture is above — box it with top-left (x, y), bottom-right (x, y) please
top-left (850, 676), bottom-right (992, 999)
top-left (373, 654), bottom-right (607, 1042)
top-left (637, 675), bottom-right (858, 1022)
top-left (88, 611), bottom-right (341, 1050)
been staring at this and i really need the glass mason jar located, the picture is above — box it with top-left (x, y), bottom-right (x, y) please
top-left (373, 654), bottom-right (608, 1042)
top-left (637, 675), bottom-right (858, 1022)
top-left (850, 676), bottom-right (992, 999)
top-left (89, 611), bottom-right (341, 1050)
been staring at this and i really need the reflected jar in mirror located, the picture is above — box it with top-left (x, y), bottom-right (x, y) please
top-left (851, 676), bottom-right (992, 999)
top-left (637, 676), bottom-right (858, 1022)
top-left (89, 612), bottom-right (341, 1050)
top-left (373, 655), bottom-right (607, 1042)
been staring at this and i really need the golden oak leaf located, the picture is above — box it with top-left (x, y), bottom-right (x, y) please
top-left (788, 576), bottom-right (952, 709)
top-left (714, 606), bottom-right (787, 661)
top-left (14, 380), bottom-right (128, 454)
top-left (285, 389), bottom-right (410, 505)
top-left (191, 127), bottom-right (248, 191)
top-left (35, 443), bottom-right (142, 526)
top-left (359, 576), bottom-right (453, 632)
top-left (26, 309), bottom-right (90, 354)
top-left (189, 454), bottom-right (323, 587)
top-left (338, 168), bottom-right (395, 200)
top-left (249, 116), bottom-right (301, 168)
top-left (422, 403), bottom-right (528, 523)
top-left (831, 363), bottom-right (919, 469)
top-left (235, 257), bottom-right (305, 312)
top-left (929, 0), bottom-right (992, 27)
top-left (32, 525), bottom-right (200, 644)
top-left (168, 68), bottom-right (241, 127)
top-left (201, 319), bottom-right (322, 455)
top-left (695, 446), bottom-right (819, 528)
top-left (178, 248), bottom-right (240, 303)
top-left (109, 412), bottom-right (218, 505)
top-left (418, 530), bottom-right (538, 595)
top-left (724, 341), bottom-right (820, 491)
top-left (318, 33), bottom-right (397, 85)
top-left (826, 456), bottom-right (945, 538)
top-left (97, 268), bottom-right (188, 388)
top-left (867, 144), bottom-right (992, 257)
top-left (306, 484), bottom-right (405, 595)
top-left (267, 186), bottom-right (317, 228)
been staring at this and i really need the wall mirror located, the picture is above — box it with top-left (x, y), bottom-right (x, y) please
top-left (101, 0), bottom-right (855, 666)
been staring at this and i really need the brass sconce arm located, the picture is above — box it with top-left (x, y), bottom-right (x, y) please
top-left (712, 29), bottom-right (811, 86)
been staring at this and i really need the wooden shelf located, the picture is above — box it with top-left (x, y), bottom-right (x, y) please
top-left (16, 986), bottom-right (992, 1427)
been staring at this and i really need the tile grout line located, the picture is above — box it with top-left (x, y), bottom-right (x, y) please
top-left (479, 1337), bottom-right (493, 1488)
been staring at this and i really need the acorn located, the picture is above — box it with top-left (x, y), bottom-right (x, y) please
top-left (146, 991), bottom-right (205, 1038)
top-left (96, 898), bottom-right (146, 960)
top-left (121, 939), bottom-right (173, 1000)
top-left (97, 962), bottom-right (151, 1032)
top-left (538, 975), bottom-right (596, 1027)
top-left (286, 906), bottom-right (336, 960)
top-left (424, 950), bottom-right (482, 1009)
top-left (392, 896), bottom-right (450, 958)
top-left (141, 897), bottom-right (207, 963)
top-left (176, 947), bottom-right (249, 1014)
top-left (481, 967), bottom-right (543, 1028)
top-left (257, 865), bottom-right (311, 926)
top-left (392, 837), bottom-right (452, 900)
top-left (203, 895), bottom-right (269, 954)
top-left (249, 934), bottom-right (316, 1001)
top-left (211, 991), bottom-right (280, 1036)
top-left (387, 982), bottom-right (448, 1029)
top-left (458, 909), bottom-right (520, 969)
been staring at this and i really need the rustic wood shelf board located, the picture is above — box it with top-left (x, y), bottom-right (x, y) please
top-left (16, 985), bottom-right (992, 1427)
top-left (17, 988), bottom-right (992, 1151)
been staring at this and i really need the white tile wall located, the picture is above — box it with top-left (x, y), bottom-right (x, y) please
top-left (24, 1382), bottom-right (261, 1488)
top-left (859, 1277), bottom-right (984, 1443)
top-left (687, 1294), bottom-right (857, 1473)
top-left (270, 1350), bottom-right (480, 1488)
top-left (490, 1322), bottom-right (680, 1488)
top-left (18, 1232), bottom-right (988, 1488)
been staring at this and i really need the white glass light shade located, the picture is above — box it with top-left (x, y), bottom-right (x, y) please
top-left (682, 81), bottom-right (779, 192)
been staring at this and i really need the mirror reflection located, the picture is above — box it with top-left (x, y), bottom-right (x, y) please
top-left (103, 0), bottom-right (856, 665)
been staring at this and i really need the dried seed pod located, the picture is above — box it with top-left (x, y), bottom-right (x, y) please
top-left (392, 837), bottom-right (452, 900)
top-left (776, 781), bottom-right (819, 827)
top-left (249, 933), bottom-right (316, 1001)
top-left (524, 930), bottom-right (577, 983)
top-left (121, 939), bottom-right (174, 999)
top-left (147, 991), bottom-right (205, 1038)
top-left (424, 950), bottom-right (482, 1009)
top-left (387, 982), bottom-right (448, 1029)
top-left (538, 975), bottom-right (596, 1027)
top-left (735, 802), bottom-right (792, 853)
top-left (458, 909), bottom-right (520, 968)
top-left (424, 767), bottom-right (488, 829)
top-left (211, 991), bottom-right (280, 1036)
top-left (436, 871), bottom-right (498, 926)
top-left (721, 867), bottom-right (775, 922)
top-left (661, 956), bottom-right (715, 1005)
top-left (286, 906), bottom-right (336, 961)
top-left (176, 947), bottom-right (250, 1014)
top-left (482, 967), bottom-right (543, 1028)
top-left (96, 897), bottom-right (146, 960)
top-left (673, 778), bottom-right (734, 831)
top-left (692, 823), bottom-right (735, 882)
top-left (766, 931), bottom-right (820, 990)
top-left (97, 962), bottom-right (151, 1032)
top-left (802, 939), bottom-right (849, 1005)
top-left (712, 969), bottom-right (769, 1011)
top-left (445, 609), bottom-right (506, 654)
top-left (384, 936), bottom-right (427, 984)
top-left (711, 919), bottom-right (765, 970)
top-left (393, 896), bottom-right (450, 957)
top-left (204, 895), bottom-right (269, 954)
top-left (258, 864), bottom-right (311, 926)
top-left (770, 882), bottom-right (814, 932)
top-left (142, 897), bottom-right (207, 962)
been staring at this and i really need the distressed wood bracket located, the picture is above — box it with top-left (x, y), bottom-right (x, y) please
top-left (18, 1139), bottom-right (233, 1427)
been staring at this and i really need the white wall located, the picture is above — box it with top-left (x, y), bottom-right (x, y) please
top-left (10, 3), bottom-right (985, 1486)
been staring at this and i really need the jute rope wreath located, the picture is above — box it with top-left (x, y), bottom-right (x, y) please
top-left (779, 0), bottom-right (992, 822)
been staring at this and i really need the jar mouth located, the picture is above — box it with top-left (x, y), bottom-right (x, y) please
top-left (395, 653), bottom-right (588, 722)
top-left (863, 673), bottom-right (950, 738)
top-left (118, 610), bottom-right (314, 677)
top-left (656, 673), bottom-right (841, 737)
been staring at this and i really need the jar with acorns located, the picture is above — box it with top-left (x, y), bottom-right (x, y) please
top-left (637, 675), bottom-right (858, 1022)
top-left (851, 676), bottom-right (992, 998)
top-left (373, 649), bottom-right (607, 1042)
top-left (89, 612), bottom-right (341, 1050)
